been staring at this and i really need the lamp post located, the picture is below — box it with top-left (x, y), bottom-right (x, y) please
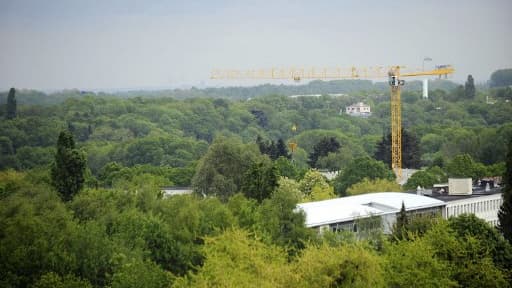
top-left (423, 57), bottom-right (432, 71)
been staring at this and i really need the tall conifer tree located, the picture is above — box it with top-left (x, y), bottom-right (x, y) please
top-left (51, 130), bottom-right (87, 201)
top-left (6, 87), bottom-right (17, 119)
top-left (498, 138), bottom-right (512, 243)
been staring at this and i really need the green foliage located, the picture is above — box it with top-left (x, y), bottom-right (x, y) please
top-left (445, 153), bottom-right (488, 179)
top-left (32, 272), bottom-right (93, 288)
top-left (258, 182), bottom-right (314, 255)
top-left (256, 136), bottom-right (290, 160)
top-left (2, 164), bottom-right (511, 288)
top-left (499, 138), bottom-right (512, 244)
top-left (404, 166), bottom-right (447, 190)
top-left (174, 229), bottom-right (291, 288)
top-left (6, 87), bottom-right (16, 120)
top-left (305, 184), bottom-right (336, 202)
top-left (294, 243), bottom-right (385, 287)
top-left (347, 178), bottom-right (400, 195)
top-left (465, 74), bottom-right (476, 99)
top-left (490, 68), bottom-right (512, 87)
top-left (273, 156), bottom-right (301, 179)
top-left (241, 158), bottom-right (279, 202)
top-left (50, 131), bottom-right (87, 201)
top-left (298, 169), bottom-right (329, 196)
top-left (392, 201), bottom-right (409, 241)
top-left (111, 259), bottom-right (172, 288)
top-left (308, 136), bottom-right (340, 168)
top-left (191, 136), bottom-right (262, 201)
top-left (2, 81), bottom-right (512, 287)
top-left (334, 157), bottom-right (395, 196)
top-left (384, 235), bottom-right (456, 287)
top-left (449, 214), bottom-right (512, 274)
top-left (423, 221), bottom-right (510, 288)
top-left (374, 128), bottom-right (421, 169)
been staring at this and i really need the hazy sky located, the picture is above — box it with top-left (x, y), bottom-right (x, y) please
top-left (1, 0), bottom-right (511, 91)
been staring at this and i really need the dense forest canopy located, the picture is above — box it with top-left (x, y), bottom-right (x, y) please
top-left (1, 74), bottom-right (512, 287)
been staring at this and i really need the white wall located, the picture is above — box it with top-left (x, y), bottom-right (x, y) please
top-left (444, 193), bottom-right (502, 226)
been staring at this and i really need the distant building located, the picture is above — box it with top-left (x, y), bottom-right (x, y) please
top-left (297, 180), bottom-right (504, 234)
top-left (297, 192), bottom-right (444, 234)
top-left (161, 187), bottom-right (193, 197)
top-left (289, 93), bottom-right (347, 98)
top-left (343, 102), bottom-right (371, 117)
top-left (427, 178), bottom-right (503, 226)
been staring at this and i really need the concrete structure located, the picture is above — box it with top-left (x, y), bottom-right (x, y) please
top-left (297, 186), bottom-right (504, 234)
top-left (343, 102), bottom-right (371, 117)
top-left (422, 79), bottom-right (429, 98)
top-left (289, 93), bottom-right (347, 98)
top-left (318, 170), bottom-right (339, 181)
top-left (161, 187), bottom-right (193, 197)
top-left (429, 186), bottom-right (503, 227)
top-left (297, 192), bottom-right (444, 234)
top-left (448, 178), bottom-right (472, 195)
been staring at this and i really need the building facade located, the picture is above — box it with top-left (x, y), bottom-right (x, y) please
top-left (297, 189), bottom-right (504, 234)
top-left (441, 193), bottom-right (502, 226)
top-left (344, 102), bottom-right (371, 117)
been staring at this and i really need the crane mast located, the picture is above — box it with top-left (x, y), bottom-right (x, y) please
top-left (211, 65), bottom-right (454, 181)
top-left (388, 66), bottom-right (405, 179)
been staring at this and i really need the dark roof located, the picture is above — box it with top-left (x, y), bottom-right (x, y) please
top-left (425, 187), bottom-right (502, 202)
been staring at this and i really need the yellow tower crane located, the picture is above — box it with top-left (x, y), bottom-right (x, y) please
top-left (211, 65), bottom-right (454, 180)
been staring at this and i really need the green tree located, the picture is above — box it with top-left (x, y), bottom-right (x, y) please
top-left (0, 136), bottom-right (19, 169)
top-left (404, 167), bottom-right (447, 190)
top-left (490, 68), bottom-right (512, 87)
top-left (276, 138), bottom-right (290, 159)
top-left (446, 154), bottom-right (478, 179)
top-left (174, 229), bottom-right (292, 287)
top-left (6, 87), bottom-right (16, 119)
top-left (449, 214), bottom-right (512, 274)
top-left (465, 74), bottom-right (476, 99)
top-left (298, 169), bottom-right (330, 197)
top-left (273, 156), bottom-right (300, 179)
top-left (241, 158), bottom-right (279, 202)
top-left (191, 137), bottom-right (261, 201)
top-left (111, 259), bottom-right (173, 288)
top-left (50, 130), bottom-right (87, 201)
top-left (347, 178), bottom-right (400, 195)
top-left (374, 129), bottom-right (421, 169)
top-left (423, 221), bottom-right (509, 288)
top-left (294, 243), bottom-right (385, 287)
top-left (392, 201), bottom-right (409, 241)
top-left (384, 235), bottom-right (456, 288)
top-left (32, 272), bottom-right (93, 288)
top-left (499, 138), bottom-right (512, 244)
top-left (258, 182), bottom-right (314, 255)
top-left (333, 157), bottom-right (395, 196)
top-left (308, 137), bottom-right (340, 168)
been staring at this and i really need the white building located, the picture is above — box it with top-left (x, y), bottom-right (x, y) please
top-left (428, 178), bottom-right (503, 226)
top-left (297, 186), bottom-right (504, 234)
top-left (297, 192), bottom-right (444, 234)
top-left (161, 187), bottom-right (193, 197)
top-left (443, 193), bottom-right (502, 227)
top-left (344, 102), bottom-right (371, 117)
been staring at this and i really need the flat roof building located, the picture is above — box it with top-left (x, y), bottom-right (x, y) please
top-left (297, 192), bottom-right (444, 234)
top-left (297, 187), bottom-right (503, 234)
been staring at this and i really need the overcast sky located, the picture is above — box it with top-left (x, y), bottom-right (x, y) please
top-left (1, 0), bottom-right (511, 91)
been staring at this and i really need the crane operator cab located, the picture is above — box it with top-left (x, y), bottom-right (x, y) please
top-left (388, 75), bottom-right (405, 87)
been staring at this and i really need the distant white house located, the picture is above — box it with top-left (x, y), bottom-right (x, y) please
top-left (343, 102), bottom-right (371, 117)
